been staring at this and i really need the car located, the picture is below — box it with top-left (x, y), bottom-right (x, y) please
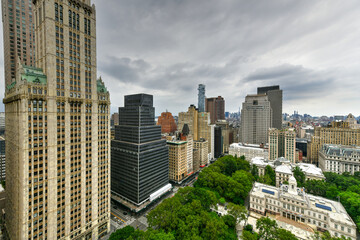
top-left (123, 211), bottom-right (128, 215)
top-left (113, 206), bottom-right (117, 209)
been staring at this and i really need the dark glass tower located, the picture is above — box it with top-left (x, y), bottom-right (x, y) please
top-left (111, 94), bottom-right (169, 206)
top-left (257, 85), bottom-right (283, 130)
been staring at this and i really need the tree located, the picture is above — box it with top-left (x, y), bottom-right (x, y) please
top-left (256, 217), bottom-right (278, 240)
top-left (276, 228), bottom-right (297, 240)
top-left (264, 166), bottom-right (276, 186)
top-left (242, 230), bottom-right (257, 240)
top-left (227, 203), bottom-right (247, 224)
top-left (251, 165), bottom-right (259, 180)
top-left (293, 166), bottom-right (305, 187)
top-left (109, 226), bottom-right (135, 240)
top-left (219, 197), bottom-right (226, 205)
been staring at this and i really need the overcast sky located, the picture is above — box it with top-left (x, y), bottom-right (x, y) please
top-left (1, 0), bottom-right (360, 116)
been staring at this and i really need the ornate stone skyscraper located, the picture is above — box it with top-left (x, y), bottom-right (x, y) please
top-left (3, 0), bottom-right (110, 239)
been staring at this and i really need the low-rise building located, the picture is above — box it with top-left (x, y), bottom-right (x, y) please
top-left (319, 144), bottom-right (360, 174)
top-left (275, 164), bottom-right (293, 187)
top-left (249, 178), bottom-right (356, 240)
top-left (250, 157), bottom-right (325, 187)
top-left (298, 163), bottom-right (325, 182)
top-left (229, 143), bottom-right (268, 161)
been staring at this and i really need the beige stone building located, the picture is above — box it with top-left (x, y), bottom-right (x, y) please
top-left (269, 128), bottom-right (296, 163)
top-left (178, 105), bottom-right (214, 159)
top-left (3, 0), bottom-right (110, 239)
top-left (308, 121), bottom-right (360, 165)
top-left (194, 139), bottom-right (208, 167)
top-left (193, 148), bottom-right (200, 172)
top-left (167, 141), bottom-right (188, 182)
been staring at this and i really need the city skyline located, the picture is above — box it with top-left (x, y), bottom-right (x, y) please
top-left (1, 0), bottom-right (360, 116)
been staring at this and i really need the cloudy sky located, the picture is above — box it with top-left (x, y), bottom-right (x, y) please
top-left (1, 0), bottom-right (360, 116)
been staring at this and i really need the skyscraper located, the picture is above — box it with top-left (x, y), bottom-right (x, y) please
top-left (4, 0), bottom-right (111, 239)
top-left (257, 85), bottom-right (283, 130)
top-left (178, 105), bottom-right (214, 160)
top-left (268, 128), bottom-right (296, 163)
top-left (157, 111), bottom-right (177, 134)
top-left (2, 0), bottom-right (35, 85)
top-left (111, 94), bottom-right (170, 207)
top-left (198, 84), bottom-right (205, 112)
top-left (205, 96), bottom-right (225, 124)
top-left (241, 94), bottom-right (272, 144)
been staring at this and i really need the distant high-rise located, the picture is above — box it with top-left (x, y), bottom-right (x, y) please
top-left (206, 96), bottom-right (225, 124)
top-left (111, 94), bottom-right (170, 206)
top-left (198, 84), bottom-right (205, 112)
top-left (257, 85), bottom-right (283, 129)
top-left (241, 94), bottom-right (272, 144)
top-left (268, 128), bottom-right (296, 163)
top-left (111, 112), bottom-right (119, 126)
top-left (157, 111), bottom-right (177, 134)
top-left (178, 105), bottom-right (214, 159)
top-left (2, 0), bottom-right (35, 85)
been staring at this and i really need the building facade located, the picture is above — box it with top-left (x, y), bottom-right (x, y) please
top-left (2, 0), bottom-right (35, 85)
top-left (193, 148), bottom-right (200, 173)
top-left (179, 124), bottom-right (194, 175)
top-left (241, 94), bottom-right (272, 144)
top-left (319, 144), bottom-right (360, 174)
top-left (249, 180), bottom-right (356, 240)
top-left (167, 141), bottom-right (187, 182)
top-left (198, 84), bottom-right (205, 112)
top-left (194, 139), bottom-right (208, 167)
top-left (111, 94), bottom-right (170, 206)
top-left (0, 137), bottom-right (5, 182)
top-left (269, 128), bottom-right (296, 163)
top-left (157, 111), bottom-right (177, 134)
top-left (229, 143), bottom-right (268, 161)
top-left (110, 112), bottom-right (119, 127)
top-left (308, 122), bottom-right (360, 165)
top-left (257, 85), bottom-right (283, 130)
top-left (250, 157), bottom-right (325, 187)
top-left (4, 0), bottom-right (111, 239)
top-left (205, 96), bottom-right (225, 124)
top-left (178, 105), bottom-right (214, 159)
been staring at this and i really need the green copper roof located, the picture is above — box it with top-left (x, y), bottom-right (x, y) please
top-left (21, 65), bottom-right (47, 85)
top-left (6, 81), bottom-right (16, 90)
top-left (97, 77), bottom-right (108, 93)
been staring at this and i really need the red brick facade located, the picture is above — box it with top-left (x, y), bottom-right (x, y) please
top-left (157, 112), bottom-right (177, 133)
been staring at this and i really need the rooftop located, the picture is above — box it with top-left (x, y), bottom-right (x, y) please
top-left (251, 182), bottom-right (356, 227)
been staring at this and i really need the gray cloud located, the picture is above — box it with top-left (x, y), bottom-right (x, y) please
top-left (0, 0), bottom-right (359, 116)
top-left (243, 64), bottom-right (336, 100)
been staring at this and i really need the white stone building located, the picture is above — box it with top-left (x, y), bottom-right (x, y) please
top-left (229, 143), bottom-right (268, 161)
top-left (319, 144), bottom-right (360, 174)
top-left (249, 178), bottom-right (356, 240)
top-left (250, 157), bottom-right (325, 187)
